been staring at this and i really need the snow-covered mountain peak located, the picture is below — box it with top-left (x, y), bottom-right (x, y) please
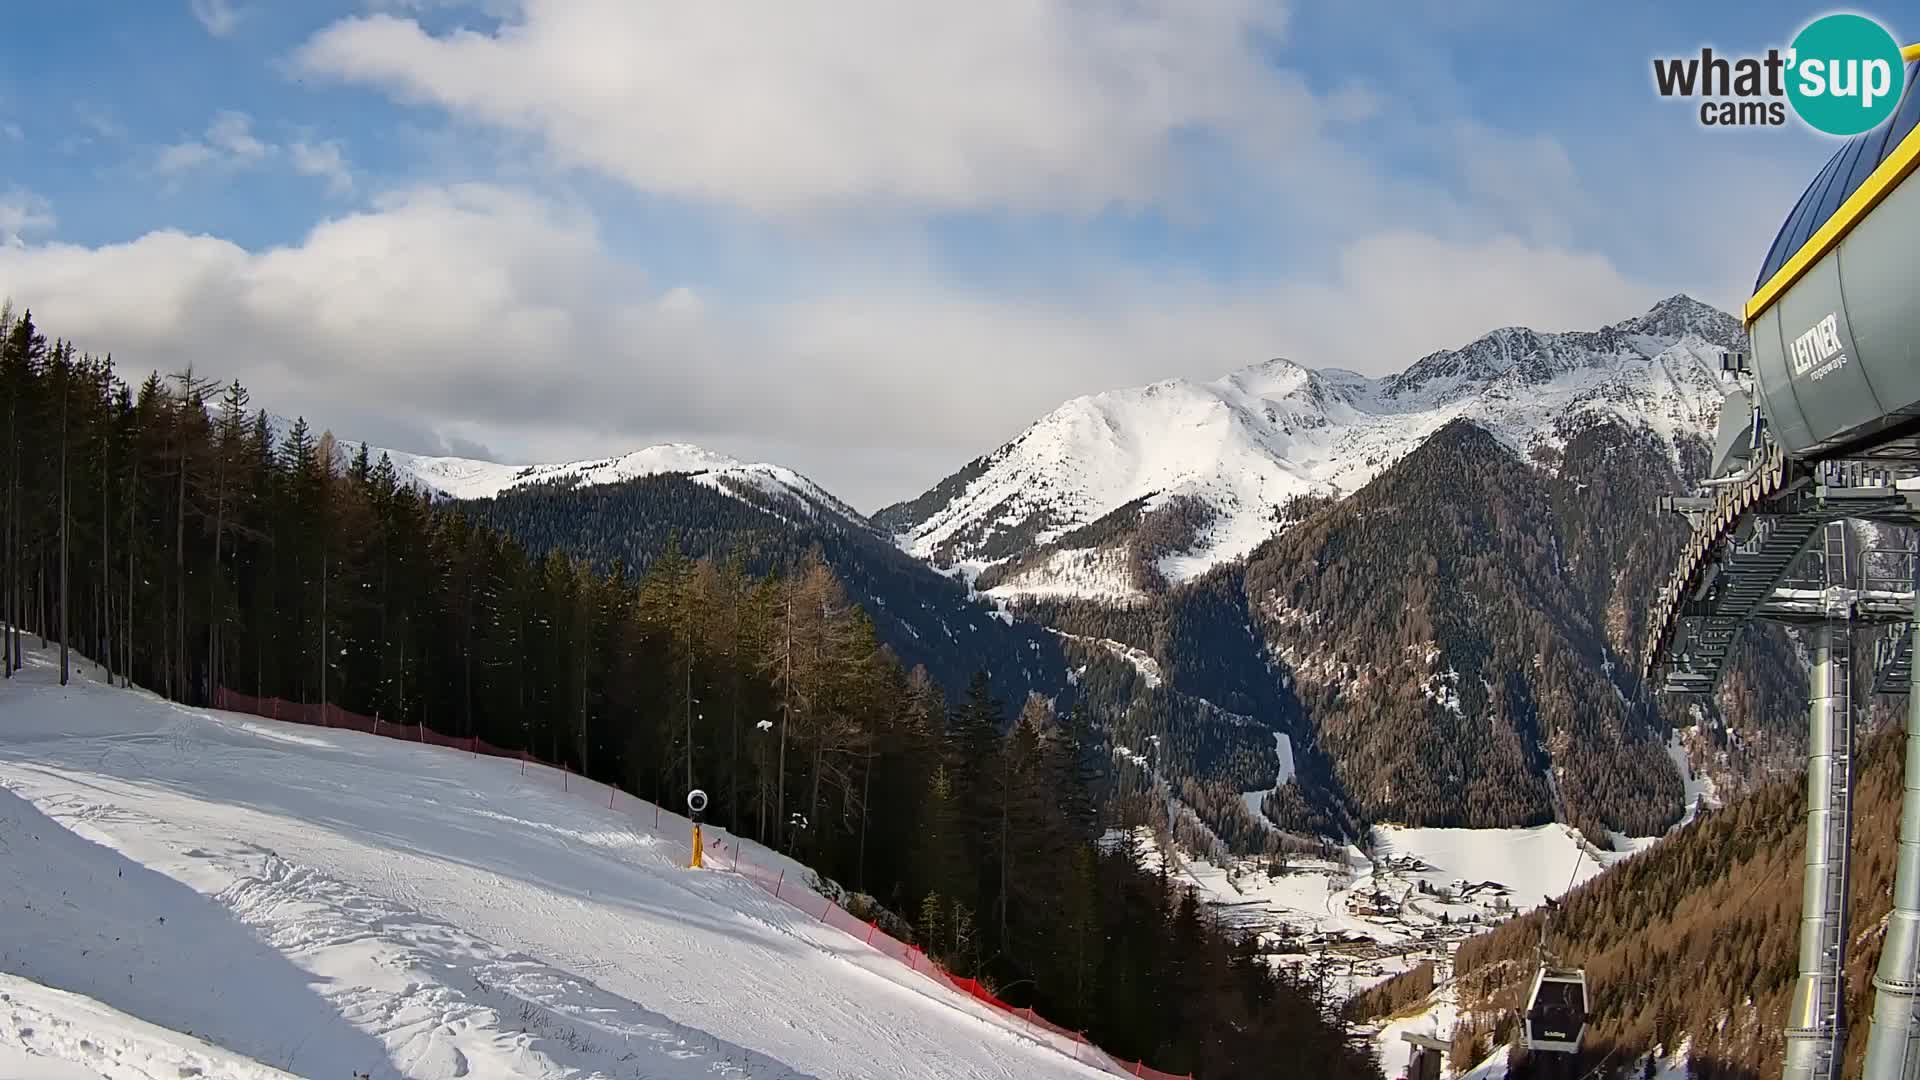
top-left (881, 296), bottom-right (1738, 601)
top-left (1382, 294), bottom-right (1738, 406)
top-left (1216, 356), bottom-right (1309, 394)
top-left (340, 440), bottom-right (865, 524)
top-left (1619, 293), bottom-right (1740, 342)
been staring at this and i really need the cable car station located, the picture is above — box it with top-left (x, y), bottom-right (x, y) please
top-left (1646, 44), bottom-right (1920, 1080)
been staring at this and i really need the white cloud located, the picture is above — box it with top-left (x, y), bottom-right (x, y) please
top-left (290, 140), bottom-right (355, 196)
top-left (59, 103), bottom-right (127, 154)
top-left (155, 141), bottom-right (221, 176)
top-left (1450, 124), bottom-right (1589, 247)
top-left (158, 111), bottom-right (270, 178)
top-left (364, 0), bottom-right (520, 12)
top-left (0, 183), bottom-right (1685, 508)
top-left (0, 1), bottom-right (1801, 515)
top-left (207, 110), bottom-right (270, 162)
top-left (155, 112), bottom-right (356, 195)
top-left (752, 231), bottom-right (1662, 459)
top-left (76, 104), bottom-right (126, 141)
top-left (295, 0), bottom-right (1318, 214)
top-left (0, 191), bottom-right (54, 247)
top-left (190, 0), bottom-right (243, 37)
top-left (0, 185), bottom-right (649, 432)
top-left (656, 286), bottom-right (702, 318)
top-left (1280, 230), bottom-right (1658, 364)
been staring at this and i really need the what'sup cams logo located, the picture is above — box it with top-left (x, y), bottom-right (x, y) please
top-left (1653, 12), bottom-right (1907, 135)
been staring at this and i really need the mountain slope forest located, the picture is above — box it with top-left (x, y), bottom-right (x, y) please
top-left (1246, 415), bottom-right (1805, 840)
top-left (1010, 414), bottom-right (1806, 850)
top-left (1250, 418), bottom-right (1683, 839)
top-left (1355, 699), bottom-right (1908, 1080)
top-left (460, 472), bottom-right (1067, 705)
top-left (0, 307), bottom-right (1380, 1078)
top-left (862, 298), bottom-right (1804, 852)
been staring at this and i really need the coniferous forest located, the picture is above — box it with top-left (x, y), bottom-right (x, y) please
top-left (1355, 713), bottom-right (1906, 1079)
top-left (0, 307), bottom-right (1381, 1079)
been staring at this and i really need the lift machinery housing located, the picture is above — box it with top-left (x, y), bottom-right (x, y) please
top-left (1646, 48), bottom-right (1920, 1080)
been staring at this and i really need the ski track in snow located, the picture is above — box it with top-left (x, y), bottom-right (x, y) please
top-left (1237, 733), bottom-right (1293, 828)
top-left (0, 645), bottom-right (1105, 1080)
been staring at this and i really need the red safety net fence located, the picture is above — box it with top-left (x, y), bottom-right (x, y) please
top-left (212, 688), bottom-right (1193, 1080)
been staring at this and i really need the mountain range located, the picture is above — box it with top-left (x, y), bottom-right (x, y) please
top-left (335, 294), bottom-right (1798, 848)
top-left (876, 294), bottom-right (1738, 602)
top-left (367, 294), bottom-right (1732, 602)
top-left (378, 441), bottom-right (863, 521)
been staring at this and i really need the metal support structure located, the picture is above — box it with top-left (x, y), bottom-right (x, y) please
top-left (1864, 511), bottom-right (1920, 1080)
top-left (1649, 82), bottom-right (1920, 1074)
top-left (1785, 523), bottom-right (1857, 1080)
top-left (1652, 472), bottom-right (1920, 1078)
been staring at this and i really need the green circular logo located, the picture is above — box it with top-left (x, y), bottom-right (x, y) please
top-left (1787, 14), bottom-right (1907, 136)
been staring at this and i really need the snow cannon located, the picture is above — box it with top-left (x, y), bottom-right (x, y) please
top-left (1742, 57), bottom-right (1920, 463)
top-left (1522, 965), bottom-right (1589, 1055)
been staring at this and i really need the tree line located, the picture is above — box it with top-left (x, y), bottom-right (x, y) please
top-left (463, 467), bottom-right (1068, 706)
top-left (0, 307), bottom-right (1380, 1078)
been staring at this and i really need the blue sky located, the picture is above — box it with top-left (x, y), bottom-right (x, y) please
top-left (0, 1), bottom-right (1891, 508)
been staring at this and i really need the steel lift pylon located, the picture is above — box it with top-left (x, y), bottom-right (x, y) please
top-left (1782, 523), bottom-right (1857, 1080)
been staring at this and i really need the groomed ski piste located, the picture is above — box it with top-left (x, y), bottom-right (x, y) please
top-left (0, 639), bottom-right (1116, 1080)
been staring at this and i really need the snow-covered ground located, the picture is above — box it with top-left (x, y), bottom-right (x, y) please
top-left (1238, 732), bottom-right (1294, 826)
top-left (1460, 1047), bottom-right (1510, 1079)
top-left (1135, 815), bottom-right (1644, 1010)
top-left (1354, 814), bottom-right (1707, 1078)
top-left (0, 972), bottom-right (301, 1080)
top-left (0, 642), bottom-right (1107, 1080)
top-left (1371, 825), bottom-right (1608, 915)
top-left (1134, 724), bottom-right (1711, 1074)
top-left (986, 549), bottom-right (1146, 603)
top-left (1371, 979), bottom-right (1459, 1080)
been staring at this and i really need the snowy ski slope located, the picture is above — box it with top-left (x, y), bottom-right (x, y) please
top-left (0, 643), bottom-right (1106, 1080)
top-left (0, 971), bottom-right (303, 1080)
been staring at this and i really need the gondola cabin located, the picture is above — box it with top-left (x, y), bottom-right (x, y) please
top-left (1523, 966), bottom-right (1590, 1054)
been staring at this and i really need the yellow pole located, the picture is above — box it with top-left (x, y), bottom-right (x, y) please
top-left (691, 824), bottom-right (704, 869)
top-left (1905, 43), bottom-right (1920, 62)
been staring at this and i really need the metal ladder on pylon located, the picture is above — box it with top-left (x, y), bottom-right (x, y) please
top-left (1814, 518), bottom-right (1856, 1079)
